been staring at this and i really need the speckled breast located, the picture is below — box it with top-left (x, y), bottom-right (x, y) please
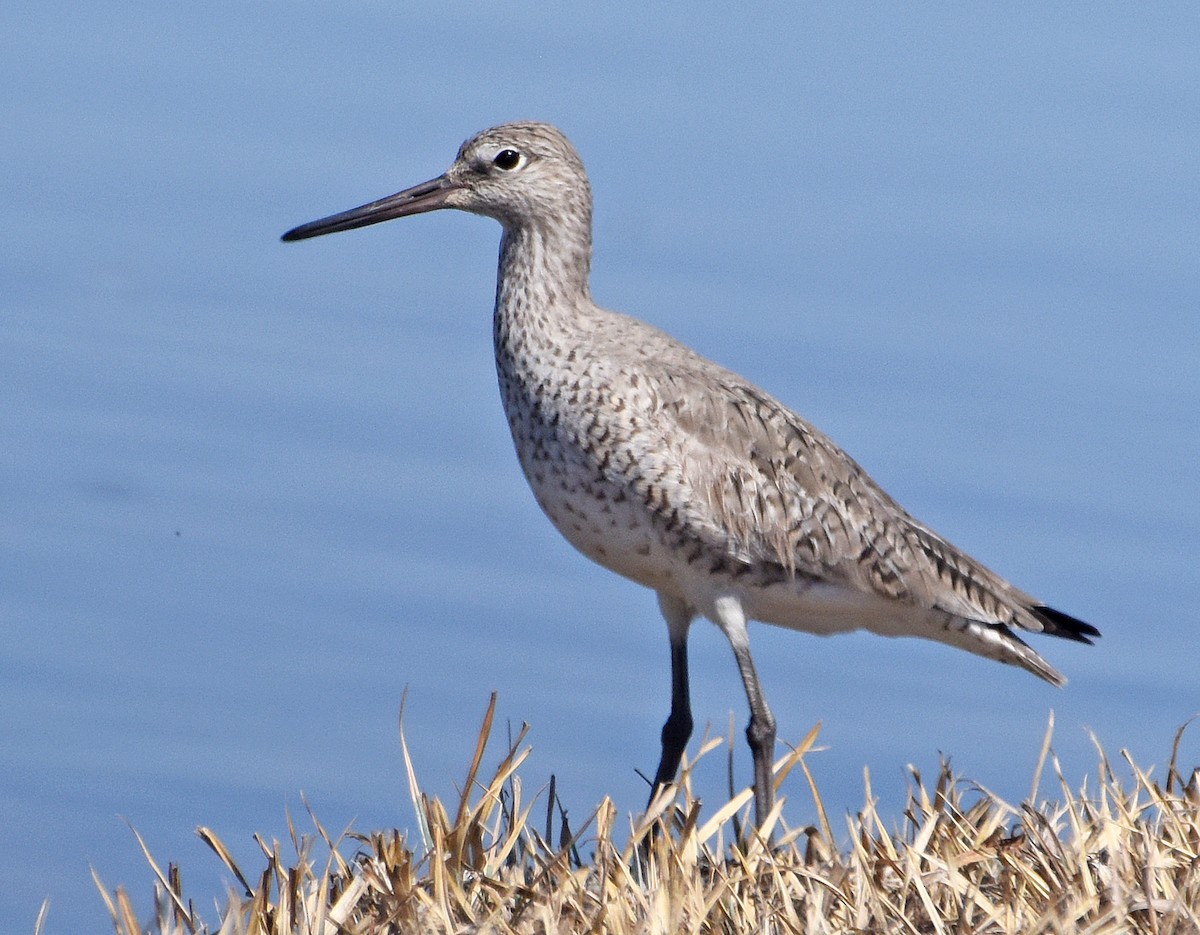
top-left (495, 354), bottom-right (679, 594)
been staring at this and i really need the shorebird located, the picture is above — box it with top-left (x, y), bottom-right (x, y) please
top-left (282, 121), bottom-right (1099, 828)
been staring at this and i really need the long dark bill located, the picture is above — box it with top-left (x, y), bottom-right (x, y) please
top-left (281, 175), bottom-right (456, 242)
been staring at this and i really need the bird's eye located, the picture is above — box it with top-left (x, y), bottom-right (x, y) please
top-left (492, 149), bottom-right (523, 171)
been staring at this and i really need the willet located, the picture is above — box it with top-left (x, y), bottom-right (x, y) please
top-left (282, 121), bottom-right (1099, 828)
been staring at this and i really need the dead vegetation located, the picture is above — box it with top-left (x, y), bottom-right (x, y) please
top-left (93, 699), bottom-right (1200, 934)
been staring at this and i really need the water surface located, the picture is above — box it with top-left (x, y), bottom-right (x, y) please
top-left (2, 3), bottom-right (1198, 931)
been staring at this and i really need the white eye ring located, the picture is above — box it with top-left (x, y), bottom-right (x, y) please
top-left (492, 149), bottom-right (525, 171)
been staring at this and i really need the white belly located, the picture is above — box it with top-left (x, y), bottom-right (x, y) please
top-left (527, 469), bottom-right (679, 592)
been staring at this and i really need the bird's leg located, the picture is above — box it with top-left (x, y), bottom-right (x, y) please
top-left (648, 592), bottom-right (694, 810)
top-left (712, 595), bottom-right (776, 830)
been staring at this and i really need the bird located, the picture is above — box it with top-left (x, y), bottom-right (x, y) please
top-left (282, 121), bottom-right (1099, 829)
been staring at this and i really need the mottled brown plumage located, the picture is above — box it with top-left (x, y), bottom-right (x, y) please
top-left (283, 121), bottom-right (1099, 829)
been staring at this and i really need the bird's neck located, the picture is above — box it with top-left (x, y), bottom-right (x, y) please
top-left (495, 220), bottom-right (593, 322)
top-left (492, 220), bottom-right (596, 389)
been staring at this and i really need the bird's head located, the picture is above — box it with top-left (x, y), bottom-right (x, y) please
top-left (281, 121), bottom-right (591, 242)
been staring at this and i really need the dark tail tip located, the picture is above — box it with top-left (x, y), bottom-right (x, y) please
top-left (1032, 605), bottom-right (1101, 644)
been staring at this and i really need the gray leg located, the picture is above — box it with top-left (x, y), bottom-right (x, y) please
top-left (711, 595), bottom-right (776, 828)
top-left (648, 592), bottom-right (694, 807)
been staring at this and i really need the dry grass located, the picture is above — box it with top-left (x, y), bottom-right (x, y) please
top-left (94, 698), bottom-right (1200, 934)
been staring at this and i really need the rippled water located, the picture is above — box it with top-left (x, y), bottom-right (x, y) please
top-left (3, 3), bottom-right (1198, 931)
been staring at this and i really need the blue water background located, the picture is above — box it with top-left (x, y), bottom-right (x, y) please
top-left (2, 3), bottom-right (1198, 931)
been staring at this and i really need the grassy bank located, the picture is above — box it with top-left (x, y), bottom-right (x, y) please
top-left (93, 699), bottom-right (1199, 934)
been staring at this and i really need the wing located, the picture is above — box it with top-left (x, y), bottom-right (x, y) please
top-left (635, 362), bottom-right (1097, 646)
